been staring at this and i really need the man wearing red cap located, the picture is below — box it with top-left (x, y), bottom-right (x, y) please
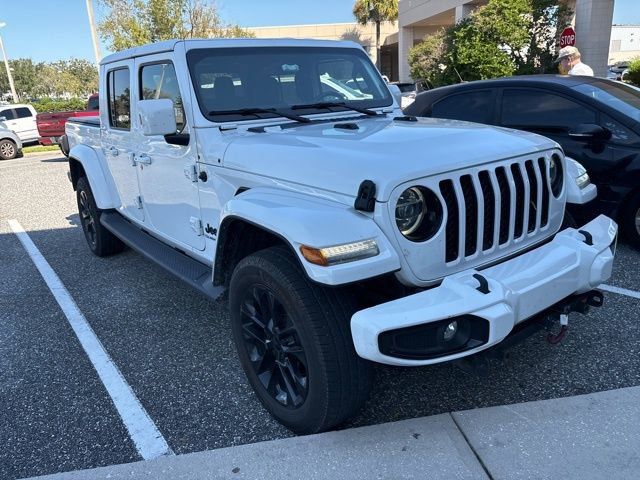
top-left (556, 46), bottom-right (594, 76)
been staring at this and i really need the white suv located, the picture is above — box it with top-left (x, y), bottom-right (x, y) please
top-left (0, 104), bottom-right (38, 144)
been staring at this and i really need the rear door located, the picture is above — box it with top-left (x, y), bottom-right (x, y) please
top-left (14, 106), bottom-right (38, 142)
top-left (426, 89), bottom-right (497, 125)
top-left (102, 61), bottom-right (144, 222)
top-left (133, 54), bottom-right (205, 250)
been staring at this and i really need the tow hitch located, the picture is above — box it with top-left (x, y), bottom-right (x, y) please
top-left (455, 289), bottom-right (604, 375)
top-left (547, 290), bottom-right (604, 345)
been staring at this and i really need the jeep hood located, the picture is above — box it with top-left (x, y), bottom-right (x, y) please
top-left (221, 117), bottom-right (558, 202)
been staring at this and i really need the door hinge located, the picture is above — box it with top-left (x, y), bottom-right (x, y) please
top-left (135, 195), bottom-right (143, 209)
top-left (190, 217), bottom-right (204, 236)
top-left (184, 164), bottom-right (198, 182)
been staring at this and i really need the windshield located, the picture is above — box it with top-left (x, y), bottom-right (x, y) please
top-left (572, 80), bottom-right (640, 122)
top-left (186, 46), bottom-right (392, 122)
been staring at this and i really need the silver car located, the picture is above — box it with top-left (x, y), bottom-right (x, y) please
top-left (0, 127), bottom-right (22, 160)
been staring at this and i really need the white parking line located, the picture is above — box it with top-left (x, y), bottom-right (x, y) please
top-left (600, 284), bottom-right (640, 300)
top-left (8, 219), bottom-right (173, 460)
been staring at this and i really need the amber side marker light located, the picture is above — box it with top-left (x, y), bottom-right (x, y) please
top-left (300, 239), bottom-right (379, 267)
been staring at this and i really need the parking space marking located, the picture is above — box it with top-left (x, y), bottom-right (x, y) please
top-left (8, 219), bottom-right (173, 460)
top-left (601, 284), bottom-right (640, 300)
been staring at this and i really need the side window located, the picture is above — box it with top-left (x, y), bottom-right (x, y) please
top-left (15, 107), bottom-right (33, 118)
top-left (107, 68), bottom-right (131, 130)
top-left (501, 89), bottom-right (596, 130)
top-left (0, 108), bottom-right (16, 120)
top-left (140, 62), bottom-right (185, 132)
top-left (431, 90), bottom-right (494, 124)
top-left (601, 114), bottom-right (639, 145)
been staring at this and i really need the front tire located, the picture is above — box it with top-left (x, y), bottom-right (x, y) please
top-left (229, 246), bottom-right (372, 434)
top-left (0, 139), bottom-right (17, 160)
top-left (76, 176), bottom-right (125, 257)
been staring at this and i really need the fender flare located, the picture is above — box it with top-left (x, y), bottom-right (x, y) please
top-left (218, 187), bottom-right (401, 286)
top-left (68, 144), bottom-right (118, 210)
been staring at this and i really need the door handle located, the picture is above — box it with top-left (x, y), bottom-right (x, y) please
top-left (108, 146), bottom-right (119, 156)
top-left (137, 154), bottom-right (152, 165)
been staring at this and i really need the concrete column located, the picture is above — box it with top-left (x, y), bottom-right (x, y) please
top-left (455, 4), bottom-right (473, 23)
top-left (399, 26), bottom-right (414, 82)
top-left (568, 0), bottom-right (615, 76)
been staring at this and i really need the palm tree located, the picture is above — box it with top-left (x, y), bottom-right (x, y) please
top-left (353, 0), bottom-right (398, 69)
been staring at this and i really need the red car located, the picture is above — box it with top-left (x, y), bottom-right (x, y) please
top-left (36, 94), bottom-right (99, 155)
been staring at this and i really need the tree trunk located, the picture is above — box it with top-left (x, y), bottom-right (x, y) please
top-left (375, 21), bottom-right (381, 69)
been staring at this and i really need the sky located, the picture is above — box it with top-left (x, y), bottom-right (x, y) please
top-left (0, 0), bottom-right (638, 63)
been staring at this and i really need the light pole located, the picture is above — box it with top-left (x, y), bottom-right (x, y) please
top-left (0, 22), bottom-right (18, 103)
top-left (85, 0), bottom-right (101, 64)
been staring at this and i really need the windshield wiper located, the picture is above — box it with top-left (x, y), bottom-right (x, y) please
top-left (208, 107), bottom-right (310, 123)
top-left (291, 102), bottom-right (378, 116)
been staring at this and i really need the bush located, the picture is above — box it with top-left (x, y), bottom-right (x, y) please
top-left (624, 58), bottom-right (640, 87)
top-left (31, 97), bottom-right (88, 113)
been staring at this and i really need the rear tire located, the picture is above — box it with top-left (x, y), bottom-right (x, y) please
top-left (0, 139), bottom-right (17, 160)
top-left (76, 176), bottom-right (125, 257)
top-left (229, 246), bottom-right (372, 434)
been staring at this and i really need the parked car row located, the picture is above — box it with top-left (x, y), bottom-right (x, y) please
top-left (0, 103), bottom-right (39, 159)
top-left (405, 75), bottom-right (640, 247)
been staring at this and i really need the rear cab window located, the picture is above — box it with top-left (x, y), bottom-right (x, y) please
top-left (107, 68), bottom-right (131, 130)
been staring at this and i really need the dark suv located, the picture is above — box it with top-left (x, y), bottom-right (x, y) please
top-left (405, 75), bottom-right (640, 246)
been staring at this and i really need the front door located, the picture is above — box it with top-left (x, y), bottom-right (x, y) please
top-left (133, 55), bottom-right (205, 251)
top-left (102, 61), bottom-right (144, 222)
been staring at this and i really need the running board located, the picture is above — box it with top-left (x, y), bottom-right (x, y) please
top-left (100, 211), bottom-right (224, 301)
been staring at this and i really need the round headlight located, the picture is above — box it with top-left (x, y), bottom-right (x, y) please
top-left (395, 186), bottom-right (444, 242)
top-left (396, 187), bottom-right (426, 236)
top-left (550, 154), bottom-right (564, 197)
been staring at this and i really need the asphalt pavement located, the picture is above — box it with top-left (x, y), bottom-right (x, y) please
top-left (1, 152), bottom-right (639, 479)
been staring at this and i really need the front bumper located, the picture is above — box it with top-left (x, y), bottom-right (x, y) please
top-left (351, 215), bottom-right (618, 366)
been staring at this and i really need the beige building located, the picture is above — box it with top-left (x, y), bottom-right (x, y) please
top-left (609, 25), bottom-right (640, 64)
top-left (248, 22), bottom-right (400, 80)
top-left (398, 0), bottom-right (616, 81)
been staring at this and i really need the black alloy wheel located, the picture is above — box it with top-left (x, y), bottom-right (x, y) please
top-left (75, 176), bottom-right (125, 257)
top-left (229, 246), bottom-right (372, 434)
top-left (79, 189), bottom-right (97, 250)
top-left (239, 285), bottom-right (308, 408)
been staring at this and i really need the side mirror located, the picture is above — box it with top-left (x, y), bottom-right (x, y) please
top-left (387, 84), bottom-right (403, 108)
top-left (137, 99), bottom-right (177, 136)
top-left (568, 123), bottom-right (611, 141)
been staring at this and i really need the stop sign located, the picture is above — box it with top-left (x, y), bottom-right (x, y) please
top-left (560, 27), bottom-right (576, 48)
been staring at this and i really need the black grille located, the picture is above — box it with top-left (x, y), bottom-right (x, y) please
top-left (439, 158), bottom-right (553, 263)
top-left (440, 179), bottom-right (459, 263)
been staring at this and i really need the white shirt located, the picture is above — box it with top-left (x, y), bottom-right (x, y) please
top-left (569, 62), bottom-right (594, 76)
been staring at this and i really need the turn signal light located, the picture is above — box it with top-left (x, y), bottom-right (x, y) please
top-left (300, 239), bottom-right (379, 266)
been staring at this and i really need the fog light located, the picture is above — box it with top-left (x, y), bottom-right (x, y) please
top-left (443, 321), bottom-right (458, 341)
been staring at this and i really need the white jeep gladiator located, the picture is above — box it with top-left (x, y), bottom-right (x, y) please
top-left (66, 38), bottom-right (617, 434)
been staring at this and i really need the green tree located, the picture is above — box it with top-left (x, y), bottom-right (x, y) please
top-left (97, 0), bottom-right (254, 52)
top-left (0, 58), bottom-right (43, 100)
top-left (353, 0), bottom-right (398, 68)
top-left (625, 58), bottom-right (640, 86)
top-left (408, 0), bottom-right (572, 86)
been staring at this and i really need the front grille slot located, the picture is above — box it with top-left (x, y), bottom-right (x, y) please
top-left (460, 175), bottom-right (478, 257)
top-left (439, 157), bottom-right (553, 264)
top-left (440, 179), bottom-right (459, 263)
top-left (478, 171), bottom-right (495, 251)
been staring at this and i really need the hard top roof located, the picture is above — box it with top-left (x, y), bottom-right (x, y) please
top-left (100, 38), bottom-right (363, 66)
